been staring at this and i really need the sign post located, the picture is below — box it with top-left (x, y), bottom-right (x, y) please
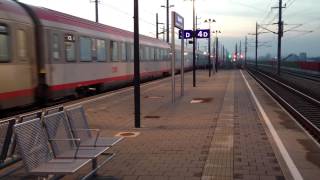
top-left (133, 0), bottom-right (140, 128)
top-left (171, 11), bottom-right (184, 103)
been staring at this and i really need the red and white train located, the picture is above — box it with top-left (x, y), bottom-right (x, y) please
top-left (0, 0), bottom-right (202, 110)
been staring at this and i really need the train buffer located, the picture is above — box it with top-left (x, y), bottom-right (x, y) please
top-left (1, 69), bottom-right (320, 180)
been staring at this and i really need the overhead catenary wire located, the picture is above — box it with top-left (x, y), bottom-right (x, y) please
top-left (100, 1), bottom-right (157, 27)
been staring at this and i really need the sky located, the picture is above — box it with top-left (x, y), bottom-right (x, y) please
top-left (19, 0), bottom-right (320, 58)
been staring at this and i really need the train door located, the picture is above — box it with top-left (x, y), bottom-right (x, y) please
top-left (47, 29), bottom-right (81, 98)
top-left (0, 21), bottom-right (36, 109)
top-left (0, 22), bottom-right (13, 109)
top-left (14, 23), bottom-right (37, 100)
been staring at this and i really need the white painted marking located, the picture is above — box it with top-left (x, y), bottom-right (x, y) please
top-left (240, 70), bottom-right (303, 180)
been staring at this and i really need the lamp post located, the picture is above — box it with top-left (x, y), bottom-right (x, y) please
top-left (133, 0), bottom-right (140, 128)
top-left (183, 0), bottom-right (196, 86)
top-left (161, 1), bottom-right (174, 43)
top-left (213, 30), bottom-right (221, 72)
top-left (90, 0), bottom-right (100, 23)
top-left (204, 18), bottom-right (216, 77)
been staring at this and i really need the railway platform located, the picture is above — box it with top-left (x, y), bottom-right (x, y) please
top-left (4, 70), bottom-right (320, 180)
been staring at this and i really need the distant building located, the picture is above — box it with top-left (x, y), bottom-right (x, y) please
top-left (265, 53), bottom-right (271, 61)
top-left (299, 52), bottom-right (307, 61)
top-left (287, 54), bottom-right (299, 61)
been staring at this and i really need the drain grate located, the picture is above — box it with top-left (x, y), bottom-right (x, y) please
top-left (144, 95), bottom-right (164, 99)
top-left (144, 115), bottom-right (160, 119)
top-left (115, 132), bottom-right (140, 137)
top-left (190, 97), bottom-right (213, 104)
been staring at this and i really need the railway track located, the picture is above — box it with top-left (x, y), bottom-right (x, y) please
top-left (247, 68), bottom-right (320, 141)
top-left (258, 65), bottom-right (320, 83)
top-left (251, 64), bottom-right (320, 102)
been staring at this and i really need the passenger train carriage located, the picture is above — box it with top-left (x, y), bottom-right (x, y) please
top-left (0, 0), bottom-right (201, 110)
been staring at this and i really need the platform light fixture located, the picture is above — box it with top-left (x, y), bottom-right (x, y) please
top-left (213, 30), bottom-right (221, 72)
top-left (204, 18), bottom-right (216, 77)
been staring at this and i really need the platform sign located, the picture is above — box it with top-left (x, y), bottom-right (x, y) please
top-left (174, 12), bottom-right (184, 29)
top-left (178, 30), bottom-right (193, 39)
top-left (195, 29), bottom-right (210, 38)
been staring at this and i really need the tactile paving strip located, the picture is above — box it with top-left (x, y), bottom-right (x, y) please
top-left (202, 71), bottom-right (234, 180)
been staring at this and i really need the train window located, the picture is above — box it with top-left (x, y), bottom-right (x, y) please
top-left (124, 43), bottom-right (130, 61)
top-left (17, 29), bottom-right (27, 59)
top-left (64, 34), bottom-right (76, 62)
top-left (120, 42), bottom-right (126, 61)
top-left (129, 43), bottom-right (134, 61)
top-left (139, 46), bottom-right (142, 60)
top-left (159, 49), bottom-right (164, 61)
top-left (166, 50), bottom-right (169, 60)
top-left (139, 46), bottom-right (144, 60)
top-left (0, 24), bottom-right (9, 62)
top-left (164, 49), bottom-right (168, 60)
top-left (145, 46), bottom-right (150, 61)
top-left (52, 33), bottom-right (60, 60)
top-left (155, 48), bottom-right (159, 61)
top-left (97, 39), bottom-right (106, 61)
top-left (110, 40), bottom-right (118, 61)
top-left (91, 39), bottom-right (97, 61)
top-left (80, 36), bottom-right (92, 61)
top-left (161, 49), bottom-right (166, 60)
top-left (150, 47), bottom-right (155, 61)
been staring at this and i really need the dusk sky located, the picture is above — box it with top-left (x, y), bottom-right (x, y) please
top-left (19, 0), bottom-right (320, 58)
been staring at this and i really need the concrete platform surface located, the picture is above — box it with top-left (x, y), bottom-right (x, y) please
top-left (4, 70), bottom-right (320, 180)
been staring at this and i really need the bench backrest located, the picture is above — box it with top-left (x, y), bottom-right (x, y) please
top-left (45, 106), bottom-right (64, 116)
top-left (14, 118), bottom-right (53, 172)
top-left (43, 112), bottom-right (75, 156)
top-left (0, 119), bottom-right (15, 164)
top-left (8, 111), bottom-right (44, 159)
top-left (19, 111), bottom-right (43, 123)
top-left (65, 106), bottom-right (92, 141)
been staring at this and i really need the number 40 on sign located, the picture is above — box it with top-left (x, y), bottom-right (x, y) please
top-left (195, 29), bottom-right (210, 38)
top-left (178, 29), bottom-right (210, 39)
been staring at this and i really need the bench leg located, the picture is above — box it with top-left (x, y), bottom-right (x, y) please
top-left (92, 158), bottom-right (98, 177)
top-left (81, 154), bottom-right (115, 180)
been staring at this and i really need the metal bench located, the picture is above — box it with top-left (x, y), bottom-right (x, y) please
top-left (65, 106), bottom-right (123, 147)
top-left (0, 118), bottom-right (16, 169)
top-left (0, 111), bottom-right (44, 178)
top-left (14, 118), bottom-right (91, 179)
top-left (8, 111), bottom-right (44, 161)
top-left (43, 112), bottom-right (114, 178)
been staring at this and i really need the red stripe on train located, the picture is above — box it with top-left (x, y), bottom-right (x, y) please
top-left (0, 70), bottom-right (168, 100)
top-left (0, 88), bottom-right (34, 100)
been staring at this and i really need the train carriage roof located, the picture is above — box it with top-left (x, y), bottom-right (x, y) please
top-left (0, 0), bottom-right (33, 24)
top-left (27, 4), bottom-right (169, 48)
